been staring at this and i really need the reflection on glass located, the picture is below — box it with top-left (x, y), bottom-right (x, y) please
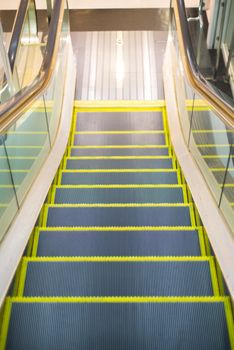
top-left (4, 100), bottom-right (51, 204)
top-left (0, 138), bottom-right (18, 241)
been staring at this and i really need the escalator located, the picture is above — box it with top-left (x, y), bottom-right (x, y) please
top-left (0, 0), bottom-right (234, 349)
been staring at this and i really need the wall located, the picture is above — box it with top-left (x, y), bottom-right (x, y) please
top-left (0, 0), bottom-right (199, 10)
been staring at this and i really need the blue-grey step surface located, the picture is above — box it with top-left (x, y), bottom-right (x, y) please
top-left (70, 147), bottom-right (169, 156)
top-left (76, 112), bottom-right (164, 131)
top-left (54, 187), bottom-right (184, 204)
top-left (6, 302), bottom-right (231, 350)
top-left (46, 206), bottom-right (192, 227)
top-left (74, 133), bottom-right (166, 145)
top-left (23, 261), bottom-right (213, 297)
top-left (36, 230), bottom-right (202, 257)
top-left (66, 158), bottom-right (173, 169)
top-left (61, 171), bottom-right (179, 185)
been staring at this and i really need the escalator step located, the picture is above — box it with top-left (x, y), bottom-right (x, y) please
top-left (61, 171), bottom-right (179, 185)
top-left (54, 187), bottom-right (184, 204)
top-left (66, 158), bottom-right (173, 169)
top-left (75, 111), bottom-right (164, 131)
top-left (46, 206), bottom-right (192, 227)
top-left (70, 147), bottom-right (169, 156)
top-left (23, 260), bottom-right (214, 297)
top-left (6, 301), bottom-right (231, 350)
top-left (36, 229), bottom-right (202, 257)
top-left (73, 133), bottom-right (166, 146)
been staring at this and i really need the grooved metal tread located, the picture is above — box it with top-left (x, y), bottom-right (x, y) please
top-left (6, 302), bottom-right (231, 350)
top-left (36, 230), bottom-right (202, 257)
top-left (73, 133), bottom-right (166, 145)
top-left (54, 187), bottom-right (184, 204)
top-left (46, 206), bottom-right (192, 227)
top-left (75, 111), bottom-right (164, 131)
top-left (70, 147), bottom-right (169, 156)
top-left (23, 260), bottom-right (214, 297)
top-left (61, 171), bottom-right (179, 185)
top-left (66, 158), bottom-right (173, 169)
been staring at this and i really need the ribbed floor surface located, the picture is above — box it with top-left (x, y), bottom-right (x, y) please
top-left (1, 109), bottom-right (233, 350)
top-left (36, 230), bottom-right (202, 256)
top-left (6, 302), bottom-right (230, 350)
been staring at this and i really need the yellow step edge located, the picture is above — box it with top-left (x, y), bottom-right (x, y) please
top-left (74, 130), bottom-right (165, 135)
top-left (74, 100), bottom-right (166, 110)
top-left (35, 226), bottom-right (200, 232)
top-left (6, 296), bottom-right (230, 303)
top-left (22, 256), bottom-right (212, 262)
top-left (60, 169), bottom-right (178, 173)
top-left (45, 203), bottom-right (192, 208)
top-left (69, 145), bottom-right (169, 149)
top-left (7, 131), bottom-right (47, 135)
top-left (197, 144), bottom-right (230, 148)
top-left (192, 130), bottom-right (234, 133)
top-left (65, 156), bottom-right (172, 160)
top-left (53, 184), bottom-right (185, 189)
top-left (202, 155), bottom-right (234, 159)
top-left (0, 156), bottom-right (36, 160)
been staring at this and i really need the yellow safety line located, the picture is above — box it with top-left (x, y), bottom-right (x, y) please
top-left (209, 257), bottom-right (220, 297)
top-left (189, 205), bottom-right (196, 227)
top-left (224, 299), bottom-right (234, 350)
top-left (32, 228), bottom-right (40, 257)
top-left (212, 168), bottom-right (234, 171)
top-left (2, 146), bottom-right (43, 149)
top-left (192, 130), bottom-right (234, 133)
top-left (202, 155), bottom-right (234, 159)
top-left (7, 131), bottom-right (47, 135)
top-left (65, 156), bottom-right (172, 160)
top-left (17, 259), bottom-right (28, 297)
top-left (203, 229), bottom-right (212, 256)
top-left (0, 156), bottom-right (36, 160)
top-left (60, 169), bottom-right (178, 173)
top-left (12, 262), bottom-right (23, 297)
top-left (53, 184), bottom-right (184, 189)
top-left (45, 203), bottom-right (191, 208)
top-left (185, 100), bottom-right (209, 108)
top-left (33, 226), bottom-right (199, 232)
top-left (197, 144), bottom-right (230, 148)
top-left (23, 256), bottom-right (211, 263)
top-left (215, 260), bottom-right (226, 296)
top-left (69, 145), bottom-right (169, 149)
top-left (197, 227), bottom-right (206, 257)
top-left (0, 298), bottom-right (12, 350)
top-left (162, 106), bottom-right (168, 134)
top-left (74, 100), bottom-right (166, 110)
top-left (0, 170), bottom-right (28, 173)
top-left (8, 296), bottom-right (229, 303)
top-left (74, 130), bottom-right (165, 135)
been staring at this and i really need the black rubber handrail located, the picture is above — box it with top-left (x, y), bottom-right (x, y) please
top-left (173, 0), bottom-right (234, 129)
top-left (8, 0), bottom-right (37, 71)
top-left (0, 0), bottom-right (65, 134)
